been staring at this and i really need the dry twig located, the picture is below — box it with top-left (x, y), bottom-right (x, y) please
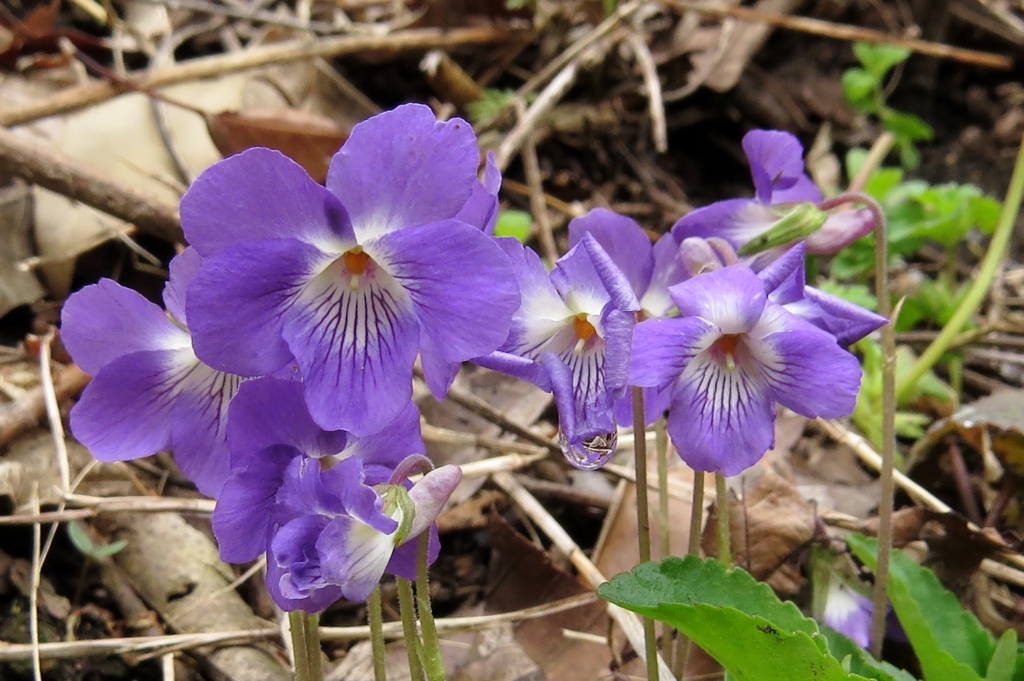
top-left (666, 1), bottom-right (1013, 69)
top-left (0, 26), bottom-right (517, 127)
top-left (0, 363), bottom-right (90, 448)
top-left (0, 593), bottom-right (598, 661)
top-left (492, 471), bottom-right (675, 681)
top-left (0, 129), bottom-right (183, 243)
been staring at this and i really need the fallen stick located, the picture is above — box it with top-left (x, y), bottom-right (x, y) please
top-left (491, 471), bottom-right (676, 681)
top-left (0, 593), bottom-right (597, 661)
top-left (0, 26), bottom-right (517, 127)
top-left (667, 1), bottom-right (1013, 69)
top-left (102, 512), bottom-right (290, 681)
top-left (0, 363), bottom-right (90, 448)
top-left (0, 128), bottom-right (183, 243)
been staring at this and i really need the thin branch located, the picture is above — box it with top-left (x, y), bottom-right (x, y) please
top-left (0, 26), bottom-right (517, 127)
top-left (626, 32), bottom-right (668, 153)
top-left (665, 1), bottom-right (1012, 69)
top-left (0, 364), bottom-right (90, 448)
top-left (491, 471), bottom-right (675, 681)
top-left (0, 128), bottom-right (183, 243)
top-left (519, 111), bottom-right (559, 265)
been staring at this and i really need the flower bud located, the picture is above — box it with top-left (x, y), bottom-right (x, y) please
top-left (805, 207), bottom-right (875, 254)
top-left (406, 464), bottom-right (463, 540)
top-left (737, 202), bottom-right (829, 256)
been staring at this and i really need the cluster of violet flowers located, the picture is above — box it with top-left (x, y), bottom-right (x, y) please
top-left (61, 103), bottom-right (887, 615)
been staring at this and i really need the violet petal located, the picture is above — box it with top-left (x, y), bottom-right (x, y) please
top-left (188, 238), bottom-right (329, 377)
top-left (61, 280), bottom-right (185, 375)
top-left (212, 444), bottom-right (297, 563)
top-left (326, 104), bottom-right (479, 241)
top-left (568, 209), bottom-right (654, 299)
top-left (181, 147), bottom-right (353, 257)
top-left (373, 219), bottom-right (520, 370)
top-left (749, 303), bottom-right (863, 418)
top-left (668, 265), bottom-right (767, 334)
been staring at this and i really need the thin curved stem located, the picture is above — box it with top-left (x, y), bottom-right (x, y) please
top-left (368, 587), bottom-right (387, 681)
top-left (896, 136), bottom-right (1024, 403)
top-left (632, 387), bottom-right (660, 681)
top-left (715, 473), bottom-right (731, 565)
top-left (396, 578), bottom-right (424, 681)
top-left (672, 470), bottom-right (706, 679)
top-left (869, 166), bottom-right (896, 658)
top-left (655, 418), bottom-right (673, 667)
top-left (416, 533), bottom-right (446, 681)
top-left (287, 611), bottom-right (323, 681)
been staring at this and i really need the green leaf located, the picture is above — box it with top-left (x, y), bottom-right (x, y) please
top-left (884, 111), bottom-right (934, 142)
top-left (599, 557), bottom-right (869, 681)
top-left (67, 521), bottom-right (95, 554)
top-left (493, 210), bottom-right (532, 242)
top-left (864, 168), bottom-right (905, 202)
top-left (854, 42), bottom-right (911, 77)
top-left (847, 535), bottom-right (994, 681)
top-left (90, 538), bottom-right (129, 559)
top-left (821, 627), bottom-right (919, 681)
top-left (970, 196), bottom-right (1002, 235)
top-left (897, 139), bottom-right (921, 170)
top-left (842, 68), bottom-right (880, 107)
top-left (67, 520), bottom-right (128, 559)
top-left (985, 630), bottom-right (1017, 681)
top-left (467, 89), bottom-right (516, 124)
top-left (830, 241), bottom-right (877, 280)
top-left (846, 148), bottom-right (869, 180)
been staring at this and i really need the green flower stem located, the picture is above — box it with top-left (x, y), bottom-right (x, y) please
top-left (672, 470), bottom-right (706, 679)
top-left (715, 473), bottom-right (730, 565)
top-left (655, 418), bottom-right (673, 667)
top-left (287, 611), bottom-right (323, 681)
top-left (870, 171), bottom-right (896, 658)
top-left (416, 532), bottom-right (446, 681)
top-left (688, 472), bottom-right (705, 557)
top-left (396, 577), bottom-right (424, 681)
top-left (631, 386), bottom-right (659, 681)
top-left (655, 418), bottom-right (671, 560)
top-left (896, 135), bottom-right (1024, 404)
top-left (368, 586), bottom-right (387, 681)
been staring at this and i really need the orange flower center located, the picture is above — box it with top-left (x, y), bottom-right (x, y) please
top-left (713, 333), bottom-right (742, 370)
top-left (343, 247), bottom-right (371, 275)
top-left (715, 334), bottom-right (740, 355)
top-left (574, 314), bottom-right (597, 342)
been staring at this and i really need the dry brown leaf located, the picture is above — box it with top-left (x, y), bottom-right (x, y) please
top-left (854, 508), bottom-right (1010, 583)
top-left (704, 472), bottom-right (817, 595)
top-left (593, 465), bottom-right (709, 579)
top-left (486, 513), bottom-right (609, 681)
top-left (0, 429), bottom-right (63, 508)
top-left (452, 623), bottom-right (546, 681)
top-left (326, 639), bottom-right (414, 681)
top-left (418, 367), bottom-right (551, 505)
top-left (0, 178), bottom-right (44, 317)
top-left (206, 109), bottom-right (350, 184)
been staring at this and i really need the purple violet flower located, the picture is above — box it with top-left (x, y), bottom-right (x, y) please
top-left (181, 104), bottom-right (520, 436)
top-left (671, 130), bottom-right (823, 251)
top-left (671, 130), bottom-right (877, 257)
top-left (61, 248), bottom-right (241, 496)
top-left (757, 243), bottom-right (888, 347)
top-left (476, 234), bottom-right (639, 469)
top-left (567, 209), bottom-right (686, 426)
top-left (823, 580), bottom-right (873, 649)
top-left (213, 377), bottom-right (457, 612)
top-left (629, 264), bottom-right (863, 475)
top-left (456, 152), bottom-right (502, 236)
